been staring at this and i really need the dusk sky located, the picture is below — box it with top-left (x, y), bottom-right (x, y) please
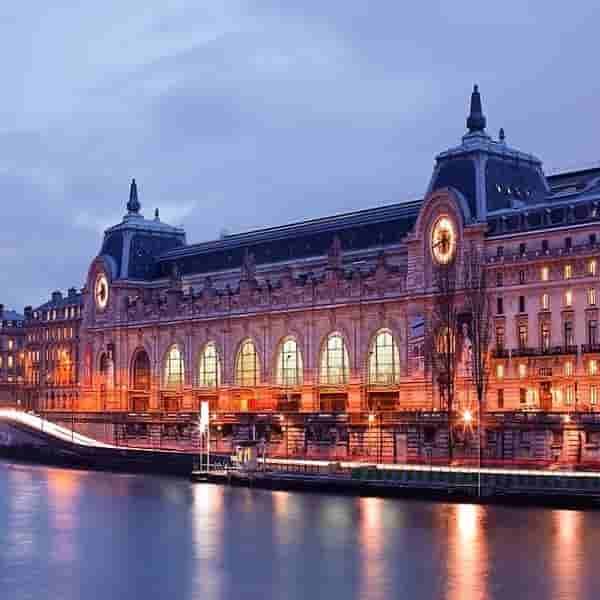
top-left (1, 2), bottom-right (600, 310)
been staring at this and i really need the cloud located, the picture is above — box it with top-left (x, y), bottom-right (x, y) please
top-left (1, 0), bottom-right (600, 309)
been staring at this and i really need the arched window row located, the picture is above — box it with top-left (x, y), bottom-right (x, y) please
top-left (130, 330), bottom-right (402, 389)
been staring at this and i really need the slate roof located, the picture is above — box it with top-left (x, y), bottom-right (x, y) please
top-left (35, 292), bottom-right (83, 311)
top-left (1, 310), bottom-right (24, 323)
top-left (156, 199), bottom-right (422, 278)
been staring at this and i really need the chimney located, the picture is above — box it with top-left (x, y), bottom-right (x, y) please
top-left (24, 306), bottom-right (33, 320)
top-left (0, 304), bottom-right (4, 319)
top-left (51, 291), bottom-right (63, 303)
top-left (68, 287), bottom-right (77, 298)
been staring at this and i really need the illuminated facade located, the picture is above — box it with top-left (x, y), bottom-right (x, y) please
top-left (0, 305), bottom-right (25, 406)
top-left (22, 289), bottom-right (83, 411)
top-left (22, 86), bottom-right (600, 461)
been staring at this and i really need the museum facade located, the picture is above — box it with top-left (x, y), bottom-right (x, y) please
top-left (21, 86), bottom-right (600, 461)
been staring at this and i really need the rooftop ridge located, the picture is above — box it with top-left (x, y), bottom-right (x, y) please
top-left (159, 197), bottom-right (422, 261)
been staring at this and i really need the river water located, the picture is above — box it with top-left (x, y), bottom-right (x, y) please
top-left (0, 461), bottom-right (599, 600)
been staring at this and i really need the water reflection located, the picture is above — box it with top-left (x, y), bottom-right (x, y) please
top-left (191, 484), bottom-right (223, 600)
top-left (46, 468), bottom-right (82, 564)
top-left (447, 503), bottom-right (488, 600)
top-left (359, 497), bottom-right (386, 600)
top-left (554, 510), bottom-right (584, 600)
top-left (2, 462), bottom-right (600, 600)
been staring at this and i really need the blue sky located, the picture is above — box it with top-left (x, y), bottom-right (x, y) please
top-left (1, 1), bottom-right (599, 309)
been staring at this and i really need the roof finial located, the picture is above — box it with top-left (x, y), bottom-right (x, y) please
top-left (127, 178), bottom-right (141, 214)
top-left (466, 84), bottom-right (486, 133)
top-left (154, 208), bottom-right (160, 220)
top-left (499, 127), bottom-right (505, 143)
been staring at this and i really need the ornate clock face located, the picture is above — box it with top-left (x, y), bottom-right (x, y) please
top-left (431, 216), bottom-right (456, 264)
top-left (95, 274), bottom-right (109, 310)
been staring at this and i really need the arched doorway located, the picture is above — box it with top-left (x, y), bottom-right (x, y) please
top-left (131, 350), bottom-right (151, 412)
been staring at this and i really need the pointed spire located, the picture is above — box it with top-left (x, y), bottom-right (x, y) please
top-left (466, 84), bottom-right (486, 133)
top-left (127, 178), bottom-right (141, 214)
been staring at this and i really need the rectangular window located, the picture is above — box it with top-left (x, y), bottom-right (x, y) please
top-left (541, 293), bottom-right (549, 310)
top-left (565, 385), bottom-right (575, 405)
top-left (565, 289), bottom-right (573, 307)
top-left (519, 323), bottom-right (528, 349)
top-left (497, 389), bottom-right (504, 409)
top-left (496, 271), bottom-right (503, 287)
top-left (7, 355), bottom-right (13, 369)
top-left (565, 237), bottom-right (572, 251)
top-left (589, 320), bottom-right (598, 346)
top-left (564, 264), bottom-right (572, 279)
top-left (542, 239), bottom-right (549, 253)
top-left (519, 270), bottom-right (526, 285)
top-left (589, 360), bottom-right (598, 376)
top-left (541, 322), bottom-right (551, 351)
top-left (590, 259), bottom-right (597, 276)
top-left (588, 288), bottom-right (597, 306)
top-left (590, 233), bottom-right (597, 246)
top-left (564, 361), bottom-right (573, 377)
top-left (541, 266), bottom-right (549, 281)
top-left (518, 363), bottom-right (527, 378)
top-left (591, 386), bottom-right (598, 406)
top-left (519, 388), bottom-right (527, 405)
top-left (564, 321), bottom-right (574, 347)
top-left (495, 325), bottom-right (505, 350)
top-left (497, 297), bottom-right (504, 315)
top-left (519, 243), bottom-right (526, 256)
top-left (519, 295), bottom-right (526, 313)
top-left (496, 364), bottom-right (504, 379)
top-left (497, 246), bottom-right (504, 258)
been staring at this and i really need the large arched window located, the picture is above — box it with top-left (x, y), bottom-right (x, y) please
top-left (198, 342), bottom-right (221, 388)
top-left (368, 329), bottom-right (400, 385)
top-left (164, 345), bottom-right (185, 387)
top-left (235, 339), bottom-right (260, 386)
top-left (132, 350), bottom-right (151, 391)
top-left (276, 337), bottom-right (303, 386)
top-left (320, 332), bottom-right (349, 385)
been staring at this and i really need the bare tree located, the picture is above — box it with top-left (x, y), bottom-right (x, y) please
top-left (462, 244), bottom-right (492, 469)
top-left (427, 261), bottom-right (460, 463)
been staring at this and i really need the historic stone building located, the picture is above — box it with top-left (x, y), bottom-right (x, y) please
top-left (0, 305), bottom-right (25, 407)
top-left (22, 289), bottom-right (84, 411)
top-left (36, 87), bottom-right (600, 461)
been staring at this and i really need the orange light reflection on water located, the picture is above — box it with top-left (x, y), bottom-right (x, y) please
top-left (359, 497), bottom-right (387, 600)
top-left (46, 468), bottom-right (83, 564)
top-left (447, 503), bottom-right (488, 600)
top-left (553, 509), bottom-right (583, 599)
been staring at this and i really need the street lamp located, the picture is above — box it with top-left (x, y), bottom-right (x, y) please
top-left (462, 409), bottom-right (473, 425)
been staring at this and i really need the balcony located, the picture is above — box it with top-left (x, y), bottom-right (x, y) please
top-left (492, 347), bottom-right (509, 359)
top-left (582, 343), bottom-right (600, 354)
top-left (511, 347), bottom-right (539, 358)
top-left (511, 345), bottom-right (577, 358)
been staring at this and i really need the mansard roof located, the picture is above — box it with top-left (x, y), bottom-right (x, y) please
top-left (1, 310), bottom-right (24, 323)
top-left (156, 199), bottom-right (422, 278)
top-left (35, 291), bottom-right (83, 311)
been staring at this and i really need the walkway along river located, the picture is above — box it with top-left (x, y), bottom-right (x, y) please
top-left (2, 409), bottom-right (600, 507)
